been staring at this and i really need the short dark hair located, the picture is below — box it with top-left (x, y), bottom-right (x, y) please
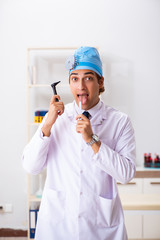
top-left (96, 73), bottom-right (105, 94)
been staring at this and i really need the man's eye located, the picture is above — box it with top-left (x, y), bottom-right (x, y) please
top-left (71, 77), bottom-right (78, 82)
top-left (85, 77), bottom-right (92, 81)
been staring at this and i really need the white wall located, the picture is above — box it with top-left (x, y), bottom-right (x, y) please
top-left (0, 0), bottom-right (159, 229)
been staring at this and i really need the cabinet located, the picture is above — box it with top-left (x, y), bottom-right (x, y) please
top-left (117, 178), bottom-right (143, 194)
top-left (143, 178), bottom-right (160, 194)
top-left (26, 47), bottom-right (76, 239)
top-left (117, 174), bottom-right (160, 239)
top-left (143, 214), bottom-right (160, 239)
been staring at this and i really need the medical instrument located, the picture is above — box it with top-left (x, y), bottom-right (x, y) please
top-left (51, 81), bottom-right (61, 102)
top-left (79, 100), bottom-right (82, 112)
top-left (78, 100), bottom-right (83, 120)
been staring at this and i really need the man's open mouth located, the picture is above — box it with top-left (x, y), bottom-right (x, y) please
top-left (77, 94), bottom-right (89, 104)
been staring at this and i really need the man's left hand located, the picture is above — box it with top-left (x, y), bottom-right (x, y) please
top-left (76, 114), bottom-right (93, 143)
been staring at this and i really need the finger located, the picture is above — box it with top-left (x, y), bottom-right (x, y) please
top-left (57, 108), bottom-right (64, 116)
top-left (76, 120), bottom-right (90, 127)
top-left (55, 102), bottom-right (64, 108)
top-left (49, 102), bottom-right (64, 116)
top-left (76, 126), bottom-right (83, 133)
top-left (76, 114), bottom-right (90, 121)
top-left (76, 123), bottom-right (88, 132)
top-left (50, 95), bottom-right (61, 104)
top-left (76, 115), bottom-right (83, 120)
top-left (52, 102), bottom-right (64, 111)
top-left (57, 104), bottom-right (65, 115)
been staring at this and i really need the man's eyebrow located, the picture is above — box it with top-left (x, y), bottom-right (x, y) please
top-left (84, 72), bottom-right (95, 75)
top-left (70, 71), bottom-right (95, 77)
top-left (70, 73), bottom-right (78, 76)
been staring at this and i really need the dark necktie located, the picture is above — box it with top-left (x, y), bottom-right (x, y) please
top-left (83, 111), bottom-right (90, 119)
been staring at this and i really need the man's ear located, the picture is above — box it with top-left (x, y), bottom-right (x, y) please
top-left (98, 76), bottom-right (104, 88)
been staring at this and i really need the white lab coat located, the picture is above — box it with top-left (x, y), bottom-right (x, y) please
top-left (22, 100), bottom-right (136, 240)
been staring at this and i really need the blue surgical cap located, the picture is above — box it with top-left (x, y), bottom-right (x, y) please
top-left (65, 46), bottom-right (103, 77)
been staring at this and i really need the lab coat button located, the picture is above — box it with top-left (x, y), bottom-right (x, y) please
top-left (80, 192), bottom-right (83, 195)
top-left (80, 170), bottom-right (83, 174)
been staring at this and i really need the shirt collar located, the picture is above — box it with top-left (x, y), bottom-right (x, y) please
top-left (74, 99), bottom-right (102, 118)
top-left (66, 99), bottom-right (106, 125)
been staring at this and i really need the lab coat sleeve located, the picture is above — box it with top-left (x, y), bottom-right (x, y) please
top-left (93, 117), bottom-right (136, 184)
top-left (22, 122), bottom-right (51, 175)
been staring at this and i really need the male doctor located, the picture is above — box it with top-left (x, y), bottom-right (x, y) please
top-left (22, 46), bottom-right (136, 240)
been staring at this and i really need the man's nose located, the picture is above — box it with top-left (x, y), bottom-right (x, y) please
top-left (77, 79), bottom-right (85, 89)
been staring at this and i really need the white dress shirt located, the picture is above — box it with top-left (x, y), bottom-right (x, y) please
top-left (22, 100), bottom-right (136, 240)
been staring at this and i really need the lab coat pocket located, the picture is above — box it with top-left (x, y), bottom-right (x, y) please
top-left (97, 193), bottom-right (123, 228)
top-left (41, 188), bottom-right (66, 226)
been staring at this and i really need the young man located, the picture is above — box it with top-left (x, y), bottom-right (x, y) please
top-left (22, 47), bottom-right (136, 240)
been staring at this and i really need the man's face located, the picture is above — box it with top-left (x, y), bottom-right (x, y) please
top-left (69, 69), bottom-right (104, 110)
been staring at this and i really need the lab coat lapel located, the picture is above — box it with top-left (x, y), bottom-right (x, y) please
top-left (90, 103), bottom-right (107, 126)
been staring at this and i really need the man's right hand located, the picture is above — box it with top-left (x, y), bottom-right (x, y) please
top-left (42, 95), bottom-right (64, 137)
